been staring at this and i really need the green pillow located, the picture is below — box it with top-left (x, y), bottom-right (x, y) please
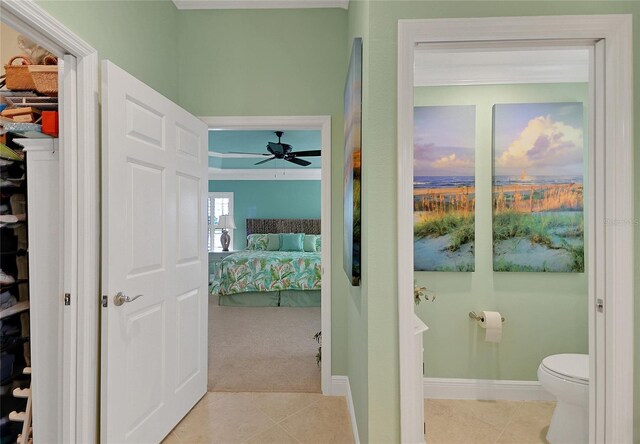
top-left (316, 236), bottom-right (322, 252)
top-left (246, 234), bottom-right (268, 250)
top-left (267, 233), bottom-right (280, 251)
top-left (279, 233), bottom-right (304, 251)
top-left (303, 235), bottom-right (317, 252)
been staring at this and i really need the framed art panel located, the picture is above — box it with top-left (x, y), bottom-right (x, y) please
top-left (413, 105), bottom-right (476, 271)
top-left (343, 37), bottom-right (362, 285)
top-left (493, 102), bottom-right (584, 272)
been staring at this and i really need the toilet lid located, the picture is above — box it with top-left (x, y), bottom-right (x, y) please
top-left (542, 354), bottom-right (589, 382)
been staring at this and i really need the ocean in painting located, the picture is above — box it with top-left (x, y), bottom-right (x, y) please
top-left (415, 175), bottom-right (582, 189)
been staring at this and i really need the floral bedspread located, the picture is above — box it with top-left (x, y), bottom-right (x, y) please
top-left (212, 250), bottom-right (322, 295)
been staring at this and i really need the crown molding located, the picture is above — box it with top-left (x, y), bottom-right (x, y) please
top-left (208, 150), bottom-right (265, 158)
top-left (172, 0), bottom-right (348, 10)
top-left (208, 166), bottom-right (320, 180)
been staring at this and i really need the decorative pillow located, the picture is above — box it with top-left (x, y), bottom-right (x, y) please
top-left (316, 236), bottom-right (322, 252)
top-left (303, 235), bottom-right (317, 252)
top-left (246, 234), bottom-right (268, 250)
top-left (279, 233), bottom-right (304, 251)
top-left (267, 233), bottom-right (280, 251)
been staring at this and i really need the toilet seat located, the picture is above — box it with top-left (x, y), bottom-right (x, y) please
top-left (541, 354), bottom-right (589, 385)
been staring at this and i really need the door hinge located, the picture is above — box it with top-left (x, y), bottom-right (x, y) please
top-left (423, 362), bottom-right (425, 375)
top-left (102, 295), bottom-right (108, 308)
top-left (424, 422), bottom-right (426, 435)
top-left (64, 293), bottom-right (71, 306)
top-left (596, 298), bottom-right (604, 313)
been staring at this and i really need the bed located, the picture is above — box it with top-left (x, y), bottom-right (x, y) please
top-left (211, 218), bottom-right (322, 307)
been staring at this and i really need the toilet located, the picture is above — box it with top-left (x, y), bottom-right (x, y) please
top-left (537, 354), bottom-right (589, 444)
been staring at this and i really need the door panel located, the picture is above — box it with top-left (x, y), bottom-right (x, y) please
top-left (101, 60), bottom-right (208, 443)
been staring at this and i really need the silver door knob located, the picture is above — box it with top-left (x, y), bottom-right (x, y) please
top-left (114, 292), bottom-right (143, 306)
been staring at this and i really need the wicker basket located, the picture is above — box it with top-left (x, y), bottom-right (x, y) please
top-left (4, 56), bottom-right (36, 91)
top-left (28, 65), bottom-right (58, 97)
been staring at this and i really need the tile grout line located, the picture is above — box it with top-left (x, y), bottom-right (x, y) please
top-left (239, 415), bottom-right (280, 444)
top-left (276, 423), bottom-right (303, 444)
top-left (241, 393), bottom-right (322, 443)
top-left (276, 397), bottom-right (330, 439)
top-left (492, 401), bottom-right (524, 444)
top-left (273, 397), bottom-right (324, 426)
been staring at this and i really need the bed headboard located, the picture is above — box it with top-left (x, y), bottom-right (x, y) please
top-left (246, 218), bottom-right (321, 235)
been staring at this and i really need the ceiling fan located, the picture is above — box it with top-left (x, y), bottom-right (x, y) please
top-left (231, 131), bottom-right (321, 167)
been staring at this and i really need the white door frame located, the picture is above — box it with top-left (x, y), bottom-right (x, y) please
top-left (0, 1), bottom-right (100, 442)
top-left (201, 115), bottom-right (332, 394)
top-left (397, 15), bottom-right (633, 443)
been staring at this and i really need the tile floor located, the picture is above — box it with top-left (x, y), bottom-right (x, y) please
top-left (163, 392), bottom-right (354, 444)
top-left (425, 399), bottom-right (556, 444)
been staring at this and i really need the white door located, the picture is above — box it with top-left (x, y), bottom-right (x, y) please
top-left (100, 61), bottom-right (208, 443)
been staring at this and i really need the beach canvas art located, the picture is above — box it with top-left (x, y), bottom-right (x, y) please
top-left (493, 102), bottom-right (584, 272)
top-left (343, 38), bottom-right (362, 286)
top-left (414, 105), bottom-right (476, 271)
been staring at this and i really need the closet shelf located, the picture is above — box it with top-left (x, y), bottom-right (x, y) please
top-left (12, 387), bottom-right (30, 399)
top-left (0, 279), bottom-right (29, 291)
top-left (1, 95), bottom-right (58, 111)
top-left (0, 300), bottom-right (30, 320)
top-left (7, 130), bottom-right (54, 140)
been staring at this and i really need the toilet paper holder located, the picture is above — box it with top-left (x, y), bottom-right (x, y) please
top-left (469, 311), bottom-right (505, 323)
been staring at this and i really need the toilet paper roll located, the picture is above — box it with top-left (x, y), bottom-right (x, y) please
top-left (479, 311), bottom-right (502, 343)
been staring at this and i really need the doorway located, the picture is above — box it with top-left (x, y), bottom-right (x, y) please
top-left (0, 2), bottom-right (99, 442)
top-left (397, 16), bottom-right (633, 443)
top-left (202, 116), bottom-right (333, 395)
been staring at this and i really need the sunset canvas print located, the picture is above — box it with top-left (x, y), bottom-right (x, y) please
top-left (493, 102), bottom-right (584, 272)
top-left (413, 105), bottom-right (476, 271)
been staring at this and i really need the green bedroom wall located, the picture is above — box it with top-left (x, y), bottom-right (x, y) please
top-left (176, 8), bottom-right (349, 378)
top-left (358, 2), bottom-right (639, 442)
top-left (208, 180), bottom-right (321, 250)
top-left (413, 83), bottom-right (589, 381)
top-left (36, 0), bottom-right (180, 101)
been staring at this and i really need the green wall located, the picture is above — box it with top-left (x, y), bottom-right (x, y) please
top-left (177, 8), bottom-right (350, 378)
top-left (414, 83), bottom-right (589, 380)
top-left (208, 180), bottom-right (321, 250)
top-left (358, 2), bottom-right (639, 442)
top-left (37, 0), bottom-right (180, 101)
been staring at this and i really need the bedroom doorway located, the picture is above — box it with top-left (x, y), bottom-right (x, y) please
top-left (202, 116), bottom-right (332, 395)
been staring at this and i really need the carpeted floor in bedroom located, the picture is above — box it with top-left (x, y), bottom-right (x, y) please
top-left (208, 295), bottom-right (322, 393)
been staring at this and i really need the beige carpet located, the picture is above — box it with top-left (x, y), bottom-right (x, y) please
top-left (208, 296), bottom-right (321, 393)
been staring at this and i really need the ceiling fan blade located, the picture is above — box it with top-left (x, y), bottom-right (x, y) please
top-left (255, 156), bottom-right (276, 165)
top-left (267, 142), bottom-right (285, 155)
top-left (228, 151), bottom-right (271, 156)
top-left (286, 157), bottom-right (311, 167)
top-left (290, 150), bottom-right (321, 157)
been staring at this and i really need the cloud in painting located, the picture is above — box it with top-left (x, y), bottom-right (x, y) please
top-left (414, 143), bottom-right (474, 176)
top-left (433, 153), bottom-right (474, 170)
top-left (414, 105), bottom-right (475, 176)
top-left (496, 115), bottom-right (582, 175)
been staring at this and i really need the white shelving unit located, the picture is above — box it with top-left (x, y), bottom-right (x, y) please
top-left (14, 137), bottom-right (62, 443)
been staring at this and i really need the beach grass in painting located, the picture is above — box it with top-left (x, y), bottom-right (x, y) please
top-left (414, 105), bottom-right (476, 271)
top-left (493, 102), bottom-right (584, 272)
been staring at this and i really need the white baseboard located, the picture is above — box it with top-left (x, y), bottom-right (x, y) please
top-left (423, 377), bottom-right (555, 401)
top-left (331, 376), bottom-right (360, 444)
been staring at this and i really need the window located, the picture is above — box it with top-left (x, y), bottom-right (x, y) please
top-left (207, 192), bottom-right (234, 252)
